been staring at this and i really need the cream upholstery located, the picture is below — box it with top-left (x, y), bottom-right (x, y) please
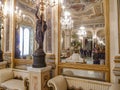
top-left (47, 75), bottom-right (67, 90)
top-left (0, 68), bottom-right (29, 90)
top-left (47, 75), bottom-right (111, 90)
top-left (0, 68), bottom-right (14, 84)
top-left (1, 79), bottom-right (24, 90)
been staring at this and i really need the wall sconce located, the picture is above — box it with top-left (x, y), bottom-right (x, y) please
top-left (0, 0), bottom-right (5, 17)
top-left (32, 0), bottom-right (57, 68)
top-left (15, 6), bottom-right (25, 24)
top-left (0, 0), bottom-right (11, 18)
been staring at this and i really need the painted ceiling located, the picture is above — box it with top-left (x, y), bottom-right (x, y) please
top-left (62, 0), bottom-right (104, 30)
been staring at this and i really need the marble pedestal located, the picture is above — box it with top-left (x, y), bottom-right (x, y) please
top-left (27, 66), bottom-right (51, 90)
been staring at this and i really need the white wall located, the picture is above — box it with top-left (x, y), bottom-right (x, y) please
top-left (110, 0), bottom-right (119, 82)
top-left (109, 0), bottom-right (120, 89)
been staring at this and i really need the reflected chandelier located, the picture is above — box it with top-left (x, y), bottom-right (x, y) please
top-left (60, 11), bottom-right (73, 30)
top-left (77, 26), bottom-right (87, 37)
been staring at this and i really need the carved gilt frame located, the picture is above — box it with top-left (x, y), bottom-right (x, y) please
top-left (118, 0), bottom-right (120, 53)
top-left (57, 0), bottom-right (110, 82)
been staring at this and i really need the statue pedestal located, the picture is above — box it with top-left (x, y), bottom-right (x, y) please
top-left (33, 49), bottom-right (46, 68)
top-left (27, 66), bottom-right (51, 90)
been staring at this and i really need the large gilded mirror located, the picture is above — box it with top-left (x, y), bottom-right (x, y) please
top-left (14, 0), bottom-right (36, 60)
top-left (14, 0), bottom-right (56, 69)
top-left (0, 0), bottom-right (5, 62)
top-left (14, 0), bottom-right (36, 69)
top-left (60, 0), bottom-right (107, 65)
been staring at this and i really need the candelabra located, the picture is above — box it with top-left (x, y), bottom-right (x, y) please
top-left (32, 0), bottom-right (57, 68)
top-left (15, 6), bottom-right (25, 24)
top-left (36, 0), bottom-right (56, 14)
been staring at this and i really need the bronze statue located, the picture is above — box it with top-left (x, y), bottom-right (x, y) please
top-left (32, 5), bottom-right (47, 68)
top-left (35, 5), bottom-right (47, 49)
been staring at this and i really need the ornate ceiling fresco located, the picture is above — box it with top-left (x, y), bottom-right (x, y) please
top-left (63, 0), bottom-right (104, 30)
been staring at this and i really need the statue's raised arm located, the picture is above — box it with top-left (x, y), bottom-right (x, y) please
top-left (35, 5), bottom-right (39, 19)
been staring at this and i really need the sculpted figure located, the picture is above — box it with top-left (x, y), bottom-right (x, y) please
top-left (35, 5), bottom-right (47, 49)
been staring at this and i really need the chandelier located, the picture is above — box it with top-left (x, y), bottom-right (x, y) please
top-left (77, 26), bottom-right (87, 37)
top-left (0, 0), bottom-right (7, 17)
top-left (0, 1), bottom-right (3, 15)
top-left (36, 0), bottom-right (57, 13)
top-left (60, 11), bottom-right (73, 30)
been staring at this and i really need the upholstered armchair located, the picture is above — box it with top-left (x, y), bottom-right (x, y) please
top-left (47, 75), bottom-right (67, 90)
top-left (0, 68), bottom-right (29, 90)
top-left (47, 75), bottom-right (111, 90)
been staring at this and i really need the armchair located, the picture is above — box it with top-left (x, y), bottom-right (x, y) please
top-left (0, 68), bottom-right (29, 90)
top-left (47, 75), bottom-right (111, 90)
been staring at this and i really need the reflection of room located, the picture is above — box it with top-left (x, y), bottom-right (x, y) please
top-left (60, 0), bottom-right (106, 65)
top-left (14, 1), bottom-right (35, 59)
top-left (0, 0), bottom-right (120, 90)
top-left (63, 68), bottom-right (105, 80)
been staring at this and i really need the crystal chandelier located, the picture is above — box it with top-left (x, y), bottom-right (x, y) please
top-left (77, 26), bottom-right (87, 37)
top-left (0, 1), bottom-right (3, 16)
top-left (60, 11), bottom-right (73, 30)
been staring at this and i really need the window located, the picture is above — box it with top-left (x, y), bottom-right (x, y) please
top-left (20, 27), bottom-right (30, 57)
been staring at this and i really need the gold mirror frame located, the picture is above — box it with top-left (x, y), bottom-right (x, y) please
top-left (57, 0), bottom-right (110, 82)
top-left (118, 0), bottom-right (120, 53)
top-left (12, 0), bottom-right (36, 69)
top-left (0, 0), bottom-right (5, 61)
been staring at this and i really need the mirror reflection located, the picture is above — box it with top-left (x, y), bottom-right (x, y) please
top-left (60, 0), bottom-right (105, 65)
top-left (15, 0), bottom-right (35, 59)
top-left (62, 68), bottom-right (105, 81)
top-left (0, 0), bottom-right (4, 62)
top-left (0, 17), bottom-right (3, 49)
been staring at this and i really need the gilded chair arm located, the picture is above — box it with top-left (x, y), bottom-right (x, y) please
top-left (47, 75), bottom-right (67, 90)
top-left (23, 78), bottom-right (29, 90)
top-left (0, 68), bottom-right (14, 84)
top-left (47, 81), bottom-right (56, 90)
